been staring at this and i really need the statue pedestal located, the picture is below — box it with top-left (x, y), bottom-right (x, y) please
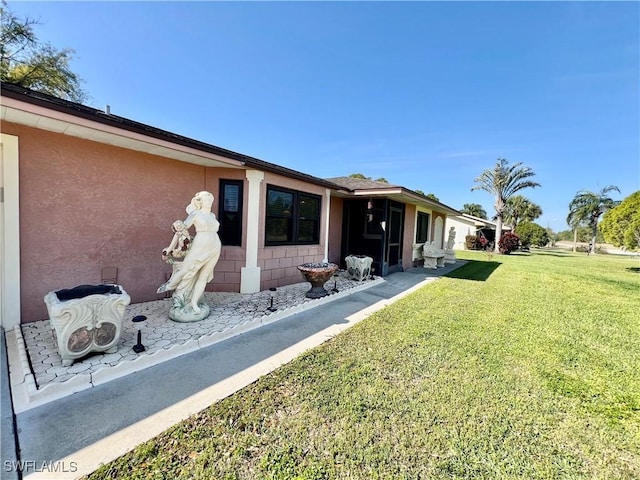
top-left (444, 249), bottom-right (456, 264)
top-left (44, 284), bottom-right (130, 366)
top-left (169, 303), bottom-right (210, 322)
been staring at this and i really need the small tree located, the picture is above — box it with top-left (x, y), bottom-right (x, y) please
top-left (600, 191), bottom-right (640, 250)
top-left (516, 222), bottom-right (549, 247)
top-left (567, 186), bottom-right (620, 254)
top-left (460, 203), bottom-right (487, 219)
top-left (498, 232), bottom-right (520, 254)
top-left (504, 195), bottom-right (542, 230)
top-left (1, 1), bottom-right (88, 102)
top-left (424, 193), bottom-right (439, 202)
top-left (348, 173), bottom-right (389, 183)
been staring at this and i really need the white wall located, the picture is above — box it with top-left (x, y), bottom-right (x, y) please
top-left (445, 216), bottom-right (478, 250)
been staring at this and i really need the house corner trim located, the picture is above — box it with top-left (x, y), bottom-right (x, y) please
top-left (1, 134), bottom-right (20, 330)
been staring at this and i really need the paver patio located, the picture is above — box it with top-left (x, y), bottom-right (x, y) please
top-left (7, 271), bottom-right (384, 412)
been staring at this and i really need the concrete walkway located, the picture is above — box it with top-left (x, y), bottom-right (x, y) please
top-left (2, 263), bottom-right (463, 480)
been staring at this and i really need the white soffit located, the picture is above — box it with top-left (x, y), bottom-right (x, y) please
top-left (1, 102), bottom-right (244, 169)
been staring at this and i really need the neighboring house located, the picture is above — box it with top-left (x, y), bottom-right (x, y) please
top-left (445, 214), bottom-right (512, 250)
top-left (0, 83), bottom-right (458, 327)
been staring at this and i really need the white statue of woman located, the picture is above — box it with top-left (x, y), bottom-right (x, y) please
top-left (157, 191), bottom-right (221, 321)
top-left (446, 226), bottom-right (456, 251)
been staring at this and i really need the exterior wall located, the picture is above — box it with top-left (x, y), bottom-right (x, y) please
top-left (8, 113), bottom-right (458, 321)
top-left (445, 216), bottom-right (478, 250)
top-left (432, 213), bottom-right (446, 250)
top-left (257, 172), bottom-right (328, 290)
top-left (6, 122), bottom-right (207, 322)
top-left (402, 203), bottom-right (417, 271)
top-left (7, 123), bottom-right (258, 322)
top-left (8, 120), bottom-right (341, 322)
top-left (10, 122), bottom-right (344, 322)
top-left (327, 196), bottom-right (343, 265)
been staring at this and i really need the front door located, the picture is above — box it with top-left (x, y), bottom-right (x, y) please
top-left (385, 203), bottom-right (404, 274)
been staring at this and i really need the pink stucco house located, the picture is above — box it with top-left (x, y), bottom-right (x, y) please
top-left (0, 82), bottom-right (459, 327)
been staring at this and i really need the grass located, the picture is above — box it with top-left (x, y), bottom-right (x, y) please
top-left (87, 249), bottom-right (640, 479)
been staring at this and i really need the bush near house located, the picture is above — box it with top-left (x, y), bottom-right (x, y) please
top-left (600, 190), bottom-right (640, 251)
top-left (465, 235), bottom-right (478, 250)
top-left (499, 232), bottom-right (520, 254)
top-left (516, 222), bottom-right (549, 247)
top-left (466, 234), bottom-right (492, 251)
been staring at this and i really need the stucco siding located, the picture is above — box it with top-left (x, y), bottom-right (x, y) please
top-left (6, 123), bottom-right (251, 322)
top-left (6, 123), bottom-right (208, 322)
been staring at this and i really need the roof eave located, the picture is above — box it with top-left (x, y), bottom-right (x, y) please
top-left (1, 82), bottom-right (349, 192)
top-left (339, 186), bottom-right (460, 215)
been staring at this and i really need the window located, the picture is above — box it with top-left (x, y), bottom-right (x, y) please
top-left (265, 185), bottom-right (321, 245)
top-left (416, 211), bottom-right (430, 243)
top-left (218, 180), bottom-right (243, 246)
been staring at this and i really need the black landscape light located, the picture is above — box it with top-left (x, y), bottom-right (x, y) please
top-left (132, 315), bottom-right (147, 353)
top-left (267, 287), bottom-right (277, 312)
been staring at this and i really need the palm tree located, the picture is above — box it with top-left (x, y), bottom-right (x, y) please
top-left (567, 186), bottom-right (620, 254)
top-left (472, 158), bottom-right (541, 252)
top-left (460, 203), bottom-right (487, 219)
top-left (504, 195), bottom-right (543, 230)
top-left (566, 210), bottom-right (584, 252)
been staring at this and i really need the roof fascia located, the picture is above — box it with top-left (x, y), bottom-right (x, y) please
top-left (0, 83), bottom-right (349, 190)
top-left (341, 186), bottom-right (460, 216)
top-left (2, 95), bottom-right (245, 168)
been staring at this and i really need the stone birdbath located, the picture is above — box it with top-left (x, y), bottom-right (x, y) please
top-left (297, 262), bottom-right (339, 298)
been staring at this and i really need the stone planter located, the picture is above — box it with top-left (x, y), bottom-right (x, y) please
top-left (44, 284), bottom-right (130, 366)
top-left (345, 255), bottom-right (373, 281)
top-left (297, 262), bottom-right (339, 298)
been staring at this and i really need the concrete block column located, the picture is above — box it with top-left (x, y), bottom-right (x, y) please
top-left (241, 170), bottom-right (264, 293)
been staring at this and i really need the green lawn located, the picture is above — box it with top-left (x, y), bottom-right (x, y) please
top-left (88, 250), bottom-right (640, 480)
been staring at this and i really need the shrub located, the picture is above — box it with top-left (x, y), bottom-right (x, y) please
top-left (516, 222), bottom-right (549, 247)
top-left (499, 232), bottom-right (520, 254)
top-left (600, 191), bottom-right (640, 250)
top-left (465, 235), bottom-right (477, 250)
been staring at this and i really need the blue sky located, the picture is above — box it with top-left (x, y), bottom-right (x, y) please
top-left (8, 1), bottom-right (639, 232)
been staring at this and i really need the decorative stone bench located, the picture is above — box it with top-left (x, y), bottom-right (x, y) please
top-left (423, 242), bottom-right (445, 270)
top-left (345, 255), bottom-right (373, 281)
top-left (44, 284), bottom-right (131, 366)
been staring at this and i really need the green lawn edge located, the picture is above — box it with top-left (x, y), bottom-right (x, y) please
top-left (88, 249), bottom-right (640, 480)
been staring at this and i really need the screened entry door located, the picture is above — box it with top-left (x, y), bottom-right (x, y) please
top-left (385, 205), bottom-right (404, 273)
